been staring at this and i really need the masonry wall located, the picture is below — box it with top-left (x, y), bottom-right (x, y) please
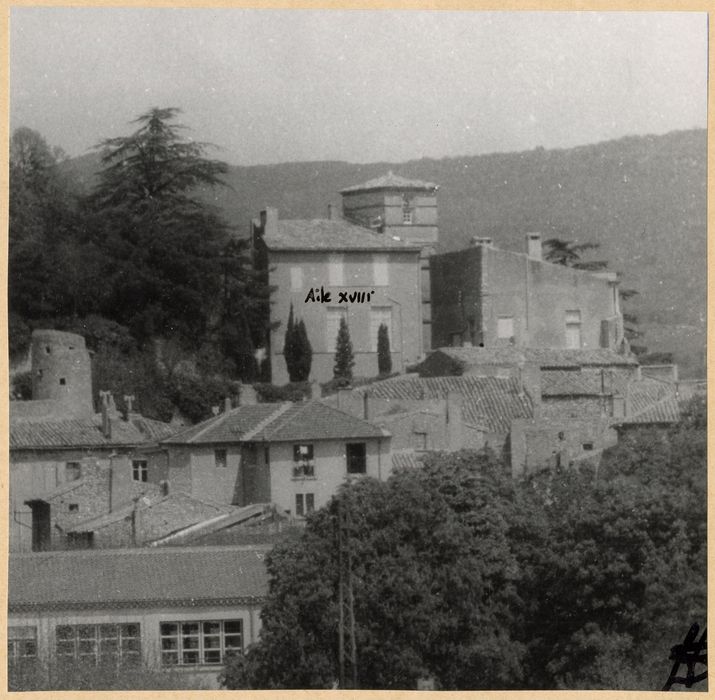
top-left (267, 437), bottom-right (389, 515)
top-left (9, 603), bottom-right (262, 689)
top-left (510, 417), bottom-right (617, 477)
top-left (431, 245), bottom-right (620, 350)
top-left (268, 250), bottom-right (422, 384)
top-left (10, 451), bottom-right (115, 552)
top-left (341, 191), bottom-right (438, 246)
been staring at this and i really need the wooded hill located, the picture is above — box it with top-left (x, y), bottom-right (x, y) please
top-left (65, 128), bottom-right (706, 377)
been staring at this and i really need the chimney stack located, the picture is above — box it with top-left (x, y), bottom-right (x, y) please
top-left (328, 203), bottom-right (340, 220)
top-left (238, 383), bottom-right (257, 406)
top-left (224, 397), bottom-right (232, 413)
top-left (259, 207), bottom-right (279, 237)
top-left (99, 390), bottom-right (112, 439)
top-left (526, 232), bottom-right (542, 260)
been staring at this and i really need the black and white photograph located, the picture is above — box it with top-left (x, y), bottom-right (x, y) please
top-left (7, 7), bottom-right (707, 691)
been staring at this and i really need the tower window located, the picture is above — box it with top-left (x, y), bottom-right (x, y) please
top-left (59, 378), bottom-right (66, 385)
top-left (45, 346), bottom-right (51, 354)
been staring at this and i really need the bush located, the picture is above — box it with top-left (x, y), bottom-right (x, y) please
top-left (253, 381), bottom-right (314, 403)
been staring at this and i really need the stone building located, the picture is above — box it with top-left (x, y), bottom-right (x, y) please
top-left (144, 400), bottom-right (391, 518)
top-left (9, 330), bottom-right (175, 551)
top-left (252, 173), bottom-right (438, 384)
top-left (430, 234), bottom-right (624, 351)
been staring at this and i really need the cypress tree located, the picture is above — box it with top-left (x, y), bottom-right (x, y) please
top-left (333, 316), bottom-right (355, 383)
top-left (294, 319), bottom-right (313, 382)
top-left (377, 323), bottom-right (392, 376)
top-left (284, 304), bottom-right (298, 382)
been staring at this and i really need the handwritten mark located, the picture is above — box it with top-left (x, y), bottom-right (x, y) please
top-left (662, 622), bottom-right (707, 690)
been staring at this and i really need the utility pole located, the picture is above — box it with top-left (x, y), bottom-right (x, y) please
top-left (337, 495), bottom-right (358, 689)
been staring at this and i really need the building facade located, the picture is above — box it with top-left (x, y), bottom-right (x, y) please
top-left (430, 234), bottom-right (623, 351)
top-left (8, 546), bottom-right (267, 690)
top-left (252, 173), bottom-right (439, 385)
top-left (149, 400), bottom-right (391, 518)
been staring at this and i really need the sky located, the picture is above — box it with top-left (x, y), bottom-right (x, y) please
top-left (9, 9), bottom-right (708, 167)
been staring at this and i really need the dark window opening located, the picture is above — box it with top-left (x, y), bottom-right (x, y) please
top-left (59, 378), bottom-right (66, 385)
top-left (68, 504), bottom-right (79, 513)
top-left (293, 444), bottom-right (315, 478)
top-left (215, 449), bottom-right (227, 469)
top-left (45, 346), bottom-right (51, 354)
top-left (65, 462), bottom-right (81, 482)
top-left (582, 442), bottom-right (594, 451)
top-left (346, 443), bottom-right (367, 475)
top-left (132, 460), bottom-right (148, 482)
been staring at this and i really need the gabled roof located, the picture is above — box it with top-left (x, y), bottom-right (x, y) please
top-left (264, 218), bottom-right (421, 252)
top-left (617, 397), bottom-right (681, 425)
top-left (10, 411), bottom-right (177, 450)
top-left (340, 171), bottom-right (439, 194)
top-left (162, 401), bottom-right (387, 445)
top-left (359, 375), bottom-right (533, 435)
top-left (425, 346), bottom-right (638, 371)
top-left (68, 491), bottom-right (233, 536)
top-left (9, 545), bottom-right (269, 611)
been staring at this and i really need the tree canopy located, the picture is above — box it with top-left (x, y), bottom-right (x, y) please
top-left (222, 398), bottom-right (706, 690)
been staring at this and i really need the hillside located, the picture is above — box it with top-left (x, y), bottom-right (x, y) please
top-left (63, 129), bottom-right (707, 376)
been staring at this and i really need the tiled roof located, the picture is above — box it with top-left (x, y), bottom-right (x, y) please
top-left (10, 412), bottom-right (176, 450)
top-left (391, 451), bottom-right (423, 470)
top-left (161, 404), bottom-right (281, 444)
top-left (69, 491), bottom-right (233, 535)
top-left (616, 377), bottom-right (680, 425)
top-left (360, 375), bottom-right (533, 434)
top-left (340, 171), bottom-right (439, 193)
top-left (151, 503), bottom-right (274, 547)
top-left (163, 401), bottom-right (387, 445)
top-left (618, 397), bottom-right (681, 425)
top-left (541, 368), bottom-right (632, 396)
top-left (9, 545), bottom-right (269, 611)
top-left (429, 347), bottom-right (638, 369)
top-left (628, 377), bottom-right (672, 414)
top-left (264, 218), bottom-right (421, 251)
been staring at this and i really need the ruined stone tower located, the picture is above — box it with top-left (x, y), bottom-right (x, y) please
top-left (30, 330), bottom-right (93, 417)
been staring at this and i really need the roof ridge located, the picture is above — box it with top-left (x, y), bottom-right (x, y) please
top-left (242, 402), bottom-right (293, 441)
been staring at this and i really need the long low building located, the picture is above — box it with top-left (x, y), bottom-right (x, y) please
top-left (8, 545), bottom-right (269, 689)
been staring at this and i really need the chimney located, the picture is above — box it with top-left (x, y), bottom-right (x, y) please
top-left (471, 236), bottom-right (493, 247)
top-left (526, 232), bottom-right (542, 260)
top-left (123, 394), bottom-right (135, 421)
top-left (212, 406), bottom-right (220, 416)
top-left (259, 207), bottom-right (279, 237)
top-left (99, 390), bottom-right (112, 439)
top-left (224, 397), bottom-right (232, 413)
top-left (239, 383), bottom-right (257, 406)
top-left (612, 394), bottom-right (626, 419)
top-left (328, 204), bottom-right (340, 220)
top-left (306, 380), bottom-right (321, 400)
top-left (446, 391), bottom-right (463, 450)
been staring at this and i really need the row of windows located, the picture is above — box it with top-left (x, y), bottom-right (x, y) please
top-left (452, 310), bottom-right (583, 346)
top-left (324, 308), bottom-right (392, 352)
top-left (9, 620), bottom-right (243, 668)
top-left (290, 254), bottom-right (390, 292)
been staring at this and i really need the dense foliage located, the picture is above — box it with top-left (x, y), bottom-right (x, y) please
top-left (9, 111), bottom-right (271, 417)
top-left (222, 397), bottom-right (706, 690)
top-left (377, 323), bottom-right (392, 376)
top-left (284, 304), bottom-right (313, 382)
top-left (333, 317), bottom-right (355, 384)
